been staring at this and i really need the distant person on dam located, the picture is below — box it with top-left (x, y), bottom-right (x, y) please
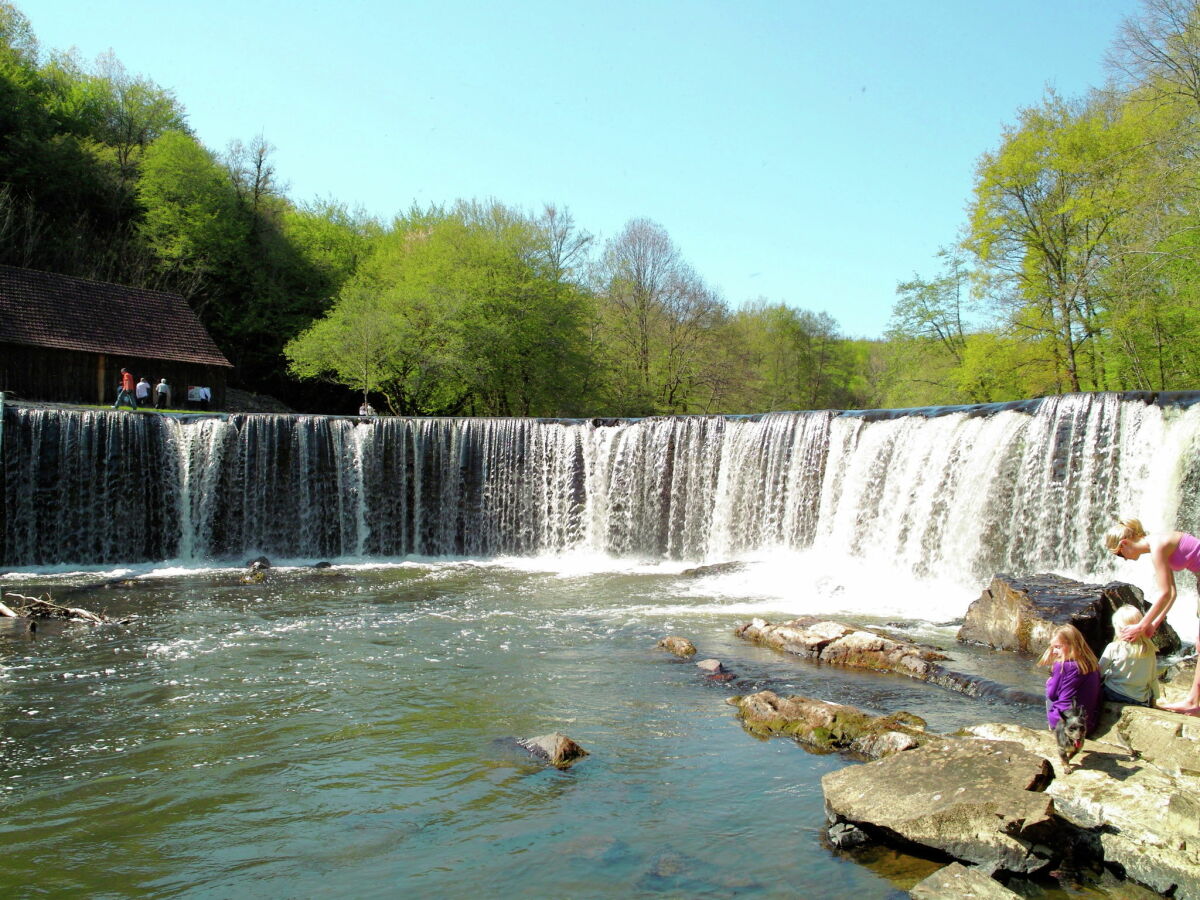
top-left (135, 376), bottom-right (151, 407)
top-left (1105, 517), bottom-right (1200, 716)
top-left (112, 368), bottom-right (138, 410)
top-left (155, 378), bottom-right (171, 410)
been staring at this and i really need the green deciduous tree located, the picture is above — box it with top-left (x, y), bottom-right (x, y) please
top-left (594, 218), bottom-right (730, 414)
top-left (968, 90), bottom-right (1140, 392)
top-left (286, 201), bottom-right (597, 416)
top-left (729, 300), bottom-right (857, 411)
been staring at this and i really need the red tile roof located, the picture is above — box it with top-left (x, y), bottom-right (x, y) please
top-left (0, 265), bottom-right (232, 367)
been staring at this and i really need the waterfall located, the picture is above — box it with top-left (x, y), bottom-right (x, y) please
top-left (4, 395), bottom-right (1200, 589)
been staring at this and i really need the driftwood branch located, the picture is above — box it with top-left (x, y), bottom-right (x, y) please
top-left (2, 592), bottom-right (108, 624)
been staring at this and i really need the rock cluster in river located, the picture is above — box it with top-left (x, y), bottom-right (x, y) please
top-left (734, 615), bottom-right (1039, 703)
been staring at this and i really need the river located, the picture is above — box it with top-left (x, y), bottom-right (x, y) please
top-left (1, 556), bottom-right (1057, 898)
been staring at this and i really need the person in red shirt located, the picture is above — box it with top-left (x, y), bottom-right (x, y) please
top-left (113, 368), bottom-right (138, 411)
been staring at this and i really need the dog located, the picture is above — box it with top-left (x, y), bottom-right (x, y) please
top-left (1055, 700), bottom-right (1088, 772)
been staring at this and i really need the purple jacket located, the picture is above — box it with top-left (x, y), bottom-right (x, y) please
top-left (1046, 660), bottom-right (1101, 732)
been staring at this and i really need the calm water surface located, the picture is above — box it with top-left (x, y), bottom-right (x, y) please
top-left (1, 561), bottom-right (1051, 898)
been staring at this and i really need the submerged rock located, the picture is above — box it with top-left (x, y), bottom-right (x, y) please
top-left (909, 862), bottom-right (1021, 899)
top-left (246, 556), bottom-right (272, 570)
top-left (957, 574), bottom-right (1181, 657)
top-left (822, 738), bottom-right (1059, 876)
top-left (733, 690), bottom-right (926, 757)
top-left (517, 732), bottom-right (589, 769)
top-left (655, 636), bottom-right (697, 658)
top-left (678, 562), bottom-right (746, 578)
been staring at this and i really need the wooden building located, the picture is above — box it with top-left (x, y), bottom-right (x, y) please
top-left (0, 265), bottom-right (233, 407)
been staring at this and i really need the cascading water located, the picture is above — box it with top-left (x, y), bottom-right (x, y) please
top-left (4, 394), bottom-right (1200, 592)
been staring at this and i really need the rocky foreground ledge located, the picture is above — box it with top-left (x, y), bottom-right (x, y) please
top-left (726, 573), bottom-right (1197, 897)
top-left (821, 699), bottom-right (1200, 897)
top-left (727, 671), bottom-right (1199, 896)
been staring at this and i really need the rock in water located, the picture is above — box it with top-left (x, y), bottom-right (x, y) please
top-left (733, 690), bottom-right (925, 757)
top-left (957, 574), bottom-right (1181, 657)
top-left (518, 732), bottom-right (589, 769)
top-left (678, 562), bottom-right (746, 578)
top-left (909, 862), bottom-right (1022, 899)
top-left (655, 636), bottom-right (697, 658)
top-left (734, 617), bottom-right (1032, 700)
top-left (822, 738), bottom-right (1059, 876)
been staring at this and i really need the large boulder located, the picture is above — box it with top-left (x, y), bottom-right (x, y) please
top-left (965, 707), bottom-right (1200, 899)
top-left (958, 574), bottom-right (1181, 657)
top-left (822, 738), bottom-right (1061, 875)
top-left (732, 690), bottom-right (926, 757)
top-left (735, 617), bottom-right (1038, 702)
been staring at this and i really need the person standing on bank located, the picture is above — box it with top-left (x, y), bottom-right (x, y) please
top-left (155, 378), bottom-right (171, 410)
top-left (135, 376), bottom-right (151, 408)
top-left (113, 368), bottom-right (138, 410)
top-left (1104, 517), bottom-right (1200, 716)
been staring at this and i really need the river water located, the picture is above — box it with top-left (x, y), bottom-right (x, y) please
top-left (1, 556), bottom-right (1056, 899)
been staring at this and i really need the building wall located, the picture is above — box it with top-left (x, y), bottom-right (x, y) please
top-left (0, 344), bottom-right (229, 408)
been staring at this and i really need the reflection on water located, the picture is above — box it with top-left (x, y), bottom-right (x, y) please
top-left (1, 562), bottom-right (1050, 898)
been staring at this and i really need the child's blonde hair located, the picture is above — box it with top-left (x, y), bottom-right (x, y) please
top-left (1112, 604), bottom-right (1155, 657)
top-left (1103, 518), bottom-right (1147, 554)
top-left (1038, 623), bottom-right (1099, 673)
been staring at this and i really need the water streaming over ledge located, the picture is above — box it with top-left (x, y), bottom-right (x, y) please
top-left (4, 393), bottom-right (1200, 584)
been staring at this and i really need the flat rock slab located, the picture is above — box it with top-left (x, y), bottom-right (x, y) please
top-left (967, 709), bottom-right (1200, 900)
top-left (735, 617), bottom-right (1034, 701)
top-left (733, 690), bottom-right (925, 757)
top-left (822, 738), bottom-right (1058, 875)
top-left (909, 862), bottom-right (1021, 899)
top-left (957, 574), bottom-right (1180, 657)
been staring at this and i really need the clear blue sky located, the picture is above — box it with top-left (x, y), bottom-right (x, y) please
top-left (22, 0), bottom-right (1139, 337)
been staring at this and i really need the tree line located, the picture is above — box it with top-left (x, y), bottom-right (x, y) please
top-left (883, 0), bottom-right (1200, 405)
top-left (3, 0), bottom-right (1199, 415)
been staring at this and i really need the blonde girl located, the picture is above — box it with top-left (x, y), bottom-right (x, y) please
top-left (1104, 517), bottom-right (1200, 715)
top-left (1099, 605), bottom-right (1160, 707)
top-left (1039, 624), bottom-right (1102, 733)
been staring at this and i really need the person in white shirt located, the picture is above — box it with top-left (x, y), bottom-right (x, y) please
top-left (1099, 605), bottom-right (1160, 706)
